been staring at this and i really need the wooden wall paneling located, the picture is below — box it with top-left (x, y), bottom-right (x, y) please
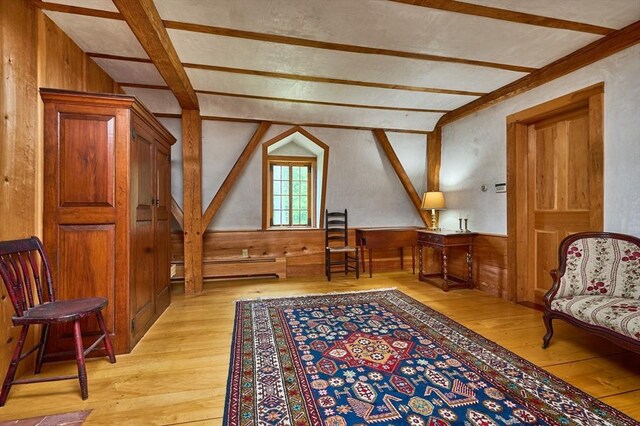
top-left (202, 122), bottom-right (270, 231)
top-left (373, 129), bottom-right (431, 227)
top-left (39, 13), bottom-right (85, 91)
top-left (85, 57), bottom-right (117, 93)
top-left (438, 21), bottom-right (640, 127)
top-left (0, 0), bottom-right (40, 382)
top-left (181, 110), bottom-right (203, 294)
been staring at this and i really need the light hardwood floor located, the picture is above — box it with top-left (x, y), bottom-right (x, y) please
top-left (0, 272), bottom-right (638, 424)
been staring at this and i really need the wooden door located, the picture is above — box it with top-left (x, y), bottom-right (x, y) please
top-left (131, 126), bottom-right (155, 341)
top-left (154, 143), bottom-right (171, 313)
top-left (507, 84), bottom-right (603, 304)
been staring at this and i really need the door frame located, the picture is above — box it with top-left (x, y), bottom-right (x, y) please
top-left (506, 83), bottom-right (604, 302)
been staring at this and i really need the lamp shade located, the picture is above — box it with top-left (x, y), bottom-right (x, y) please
top-left (421, 191), bottom-right (446, 210)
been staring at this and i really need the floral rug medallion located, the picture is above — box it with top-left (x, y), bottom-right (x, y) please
top-left (223, 289), bottom-right (636, 426)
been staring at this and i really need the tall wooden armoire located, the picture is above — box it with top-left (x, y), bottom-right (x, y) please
top-left (41, 89), bottom-right (176, 354)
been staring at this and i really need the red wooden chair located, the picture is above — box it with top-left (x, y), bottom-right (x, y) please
top-left (0, 236), bottom-right (115, 406)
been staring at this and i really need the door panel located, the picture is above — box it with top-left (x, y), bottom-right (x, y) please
top-left (131, 130), bottom-right (155, 337)
top-left (527, 107), bottom-right (599, 304)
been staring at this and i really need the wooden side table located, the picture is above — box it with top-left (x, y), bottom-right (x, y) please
top-left (417, 230), bottom-right (478, 291)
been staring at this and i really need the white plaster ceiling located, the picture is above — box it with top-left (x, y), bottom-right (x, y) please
top-left (42, 0), bottom-right (640, 132)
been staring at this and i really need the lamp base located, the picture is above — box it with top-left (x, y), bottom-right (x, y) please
top-left (430, 210), bottom-right (438, 231)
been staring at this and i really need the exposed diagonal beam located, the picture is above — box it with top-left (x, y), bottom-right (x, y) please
top-left (201, 122), bottom-right (271, 232)
top-left (373, 129), bottom-right (431, 227)
top-left (438, 20), bottom-right (640, 127)
top-left (170, 196), bottom-right (184, 231)
top-left (390, 0), bottom-right (613, 35)
top-left (111, 0), bottom-right (198, 109)
top-left (427, 127), bottom-right (442, 192)
top-left (35, 1), bottom-right (534, 73)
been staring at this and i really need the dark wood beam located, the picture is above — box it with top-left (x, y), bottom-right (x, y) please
top-left (427, 127), bottom-right (442, 192)
top-left (391, 0), bottom-right (613, 35)
top-left (184, 63), bottom-right (485, 97)
top-left (201, 122), bottom-right (271, 232)
top-left (170, 196), bottom-right (184, 231)
top-left (119, 82), bottom-right (449, 114)
top-left (181, 110), bottom-right (203, 294)
top-left (153, 113), bottom-right (433, 135)
top-left (35, 2), bottom-right (534, 73)
top-left (111, 0), bottom-right (198, 109)
top-left (438, 20), bottom-right (640, 127)
top-left (163, 20), bottom-right (534, 73)
top-left (88, 53), bottom-right (484, 96)
top-left (372, 129), bottom-right (431, 227)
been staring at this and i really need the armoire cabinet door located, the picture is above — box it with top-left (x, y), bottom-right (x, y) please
top-left (131, 126), bottom-right (155, 343)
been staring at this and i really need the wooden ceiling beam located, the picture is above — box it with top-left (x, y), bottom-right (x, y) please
top-left (153, 113), bottom-right (433, 135)
top-left (183, 63), bottom-right (485, 97)
top-left (35, 1), bottom-right (534, 73)
top-left (88, 53), bottom-right (484, 96)
top-left (111, 0), bottom-right (198, 109)
top-left (201, 122), bottom-right (271, 232)
top-left (438, 20), bottom-right (640, 127)
top-left (372, 129), bottom-right (432, 227)
top-left (119, 82), bottom-right (449, 114)
top-left (163, 20), bottom-right (534, 73)
top-left (391, 0), bottom-right (614, 35)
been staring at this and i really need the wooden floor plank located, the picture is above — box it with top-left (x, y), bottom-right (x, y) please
top-left (0, 272), bottom-right (637, 424)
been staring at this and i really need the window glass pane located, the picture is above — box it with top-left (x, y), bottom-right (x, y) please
top-left (273, 195), bottom-right (281, 210)
top-left (293, 196), bottom-right (299, 210)
top-left (282, 181), bottom-right (289, 195)
top-left (282, 197), bottom-right (289, 209)
top-left (301, 181), bottom-right (308, 195)
top-left (273, 211), bottom-right (281, 225)
top-left (273, 181), bottom-right (281, 195)
top-left (293, 181), bottom-right (300, 195)
top-left (300, 211), bottom-right (308, 224)
top-left (273, 165), bottom-right (281, 180)
top-left (293, 210), bottom-right (300, 225)
top-left (292, 166), bottom-right (299, 180)
top-left (282, 210), bottom-right (290, 225)
top-left (282, 167), bottom-right (289, 180)
top-left (300, 196), bottom-right (307, 209)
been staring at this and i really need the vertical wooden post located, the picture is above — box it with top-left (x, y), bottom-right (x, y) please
top-left (427, 127), bottom-right (442, 192)
top-left (182, 110), bottom-right (203, 294)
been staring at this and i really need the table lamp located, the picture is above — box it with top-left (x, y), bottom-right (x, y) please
top-left (421, 191), bottom-right (446, 230)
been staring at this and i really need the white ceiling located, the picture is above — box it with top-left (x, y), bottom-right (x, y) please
top-left (42, 0), bottom-right (640, 132)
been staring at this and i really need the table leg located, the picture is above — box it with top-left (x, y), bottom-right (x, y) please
top-left (442, 247), bottom-right (450, 292)
top-left (399, 247), bottom-right (404, 270)
top-left (368, 248), bottom-right (373, 278)
top-left (411, 246), bottom-right (415, 274)
top-left (360, 245), bottom-right (365, 273)
top-left (467, 244), bottom-right (474, 289)
top-left (418, 244), bottom-right (423, 278)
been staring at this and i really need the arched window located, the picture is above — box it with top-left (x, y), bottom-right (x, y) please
top-left (262, 127), bottom-right (329, 229)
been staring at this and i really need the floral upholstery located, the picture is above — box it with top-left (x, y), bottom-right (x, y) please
top-left (551, 295), bottom-right (640, 341)
top-left (555, 237), bottom-right (640, 299)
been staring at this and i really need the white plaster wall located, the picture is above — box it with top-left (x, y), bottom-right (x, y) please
top-left (439, 45), bottom-right (640, 236)
top-left (161, 120), bottom-right (427, 230)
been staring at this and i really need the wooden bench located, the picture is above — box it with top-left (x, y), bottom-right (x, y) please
top-left (171, 256), bottom-right (287, 280)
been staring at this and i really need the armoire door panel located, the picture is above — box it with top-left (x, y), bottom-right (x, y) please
top-left (59, 113), bottom-right (115, 208)
top-left (53, 224), bottom-right (116, 353)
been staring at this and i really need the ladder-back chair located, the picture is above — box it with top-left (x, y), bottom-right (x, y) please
top-left (0, 236), bottom-right (115, 406)
top-left (325, 210), bottom-right (359, 281)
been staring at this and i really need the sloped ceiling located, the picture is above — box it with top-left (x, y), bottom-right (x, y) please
top-left (40, 0), bottom-right (640, 133)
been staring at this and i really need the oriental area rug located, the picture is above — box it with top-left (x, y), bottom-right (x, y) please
top-left (223, 289), bottom-right (636, 426)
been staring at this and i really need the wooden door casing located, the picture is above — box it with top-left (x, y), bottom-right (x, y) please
top-left (507, 84), bottom-right (604, 303)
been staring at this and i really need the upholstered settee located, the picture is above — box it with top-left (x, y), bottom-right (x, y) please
top-left (543, 232), bottom-right (640, 353)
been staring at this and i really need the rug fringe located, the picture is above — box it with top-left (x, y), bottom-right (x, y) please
top-left (235, 287), bottom-right (397, 303)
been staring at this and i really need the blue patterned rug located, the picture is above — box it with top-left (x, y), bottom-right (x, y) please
top-left (223, 289), bottom-right (636, 425)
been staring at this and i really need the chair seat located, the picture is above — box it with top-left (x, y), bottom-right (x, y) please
top-left (327, 246), bottom-right (357, 253)
top-left (14, 297), bottom-right (108, 324)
